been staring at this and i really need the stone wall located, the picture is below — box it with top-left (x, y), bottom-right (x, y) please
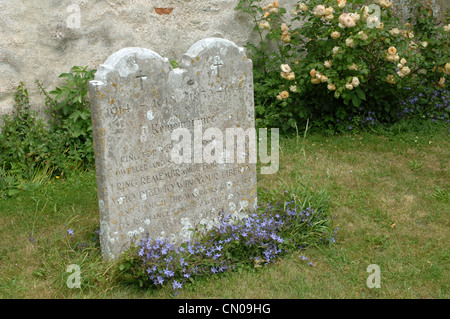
top-left (0, 0), bottom-right (291, 116)
top-left (0, 0), bottom-right (447, 117)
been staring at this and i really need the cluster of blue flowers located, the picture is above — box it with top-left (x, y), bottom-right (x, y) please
top-left (398, 88), bottom-right (449, 123)
top-left (133, 199), bottom-right (336, 294)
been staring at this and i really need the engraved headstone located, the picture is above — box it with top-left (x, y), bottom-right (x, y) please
top-left (89, 38), bottom-right (256, 259)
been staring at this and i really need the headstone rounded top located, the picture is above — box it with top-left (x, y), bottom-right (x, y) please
top-left (95, 47), bottom-right (168, 84)
top-left (181, 37), bottom-right (246, 68)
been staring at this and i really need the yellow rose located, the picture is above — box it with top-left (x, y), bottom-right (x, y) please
top-left (397, 66), bottom-right (411, 77)
top-left (281, 64), bottom-right (292, 73)
top-left (327, 83), bottom-right (336, 91)
top-left (286, 72), bottom-right (295, 81)
top-left (338, 0), bottom-right (347, 8)
top-left (280, 90), bottom-right (289, 99)
top-left (314, 5), bottom-right (327, 17)
top-left (444, 63), bottom-right (450, 75)
top-left (348, 63), bottom-right (358, 71)
top-left (388, 46), bottom-right (397, 55)
top-left (386, 54), bottom-right (400, 62)
top-left (386, 74), bottom-right (396, 84)
top-left (319, 75), bottom-right (329, 83)
top-left (259, 21), bottom-right (271, 30)
top-left (345, 38), bottom-right (354, 48)
top-left (299, 3), bottom-right (309, 12)
top-left (331, 31), bottom-right (341, 39)
top-left (389, 28), bottom-right (401, 36)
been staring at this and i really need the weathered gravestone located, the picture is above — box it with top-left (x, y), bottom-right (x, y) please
top-left (89, 38), bottom-right (257, 259)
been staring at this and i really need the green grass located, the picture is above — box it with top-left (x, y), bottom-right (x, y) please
top-left (0, 120), bottom-right (448, 298)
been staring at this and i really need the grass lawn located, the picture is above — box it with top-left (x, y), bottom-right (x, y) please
top-left (0, 121), bottom-right (448, 299)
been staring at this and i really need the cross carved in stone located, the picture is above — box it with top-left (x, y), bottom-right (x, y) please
top-left (136, 70), bottom-right (147, 90)
top-left (213, 56), bottom-right (224, 77)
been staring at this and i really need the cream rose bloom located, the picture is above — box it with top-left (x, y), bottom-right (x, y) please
top-left (327, 83), bottom-right (336, 91)
top-left (388, 46), bottom-right (397, 55)
top-left (390, 28), bottom-right (401, 36)
top-left (286, 72), bottom-right (295, 81)
top-left (379, 0), bottom-right (393, 9)
top-left (260, 21), bottom-right (271, 30)
top-left (400, 58), bottom-right (407, 65)
top-left (324, 60), bottom-right (332, 68)
top-left (351, 77), bottom-right (360, 87)
top-left (311, 77), bottom-right (321, 84)
top-left (299, 3), bottom-right (309, 12)
top-left (345, 83), bottom-right (354, 90)
top-left (345, 38), bottom-right (355, 47)
top-left (331, 31), bottom-right (341, 39)
top-left (319, 75), bottom-right (329, 83)
top-left (386, 54), bottom-right (400, 62)
top-left (281, 64), bottom-right (292, 73)
top-left (269, 7), bottom-right (279, 14)
top-left (332, 46), bottom-right (340, 54)
top-left (344, 16), bottom-right (356, 27)
top-left (289, 85), bottom-right (298, 92)
top-left (409, 42), bottom-right (418, 49)
top-left (280, 91), bottom-right (289, 99)
top-left (350, 13), bottom-right (360, 22)
top-left (324, 14), bottom-right (334, 21)
top-left (358, 31), bottom-right (368, 41)
top-left (444, 63), bottom-right (450, 75)
top-left (397, 66), bottom-right (411, 77)
top-left (444, 24), bottom-right (450, 33)
top-left (386, 74), bottom-right (396, 84)
top-left (348, 64), bottom-right (358, 71)
top-left (314, 5), bottom-right (327, 17)
top-left (338, 0), bottom-right (346, 8)
top-left (438, 77), bottom-right (445, 87)
top-left (339, 13), bottom-right (356, 28)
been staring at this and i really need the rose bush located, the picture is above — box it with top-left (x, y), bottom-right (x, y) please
top-left (236, 0), bottom-right (449, 132)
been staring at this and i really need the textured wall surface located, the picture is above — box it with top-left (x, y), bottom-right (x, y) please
top-left (0, 0), bottom-right (446, 116)
top-left (0, 0), bottom-right (286, 115)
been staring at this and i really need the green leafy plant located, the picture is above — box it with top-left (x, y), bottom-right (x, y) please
top-left (236, 0), bottom-right (449, 133)
top-left (0, 83), bottom-right (55, 192)
top-left (0, 66), bottom-right (96, 197)
top-left (37, 66), bottom-right (96, 165)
